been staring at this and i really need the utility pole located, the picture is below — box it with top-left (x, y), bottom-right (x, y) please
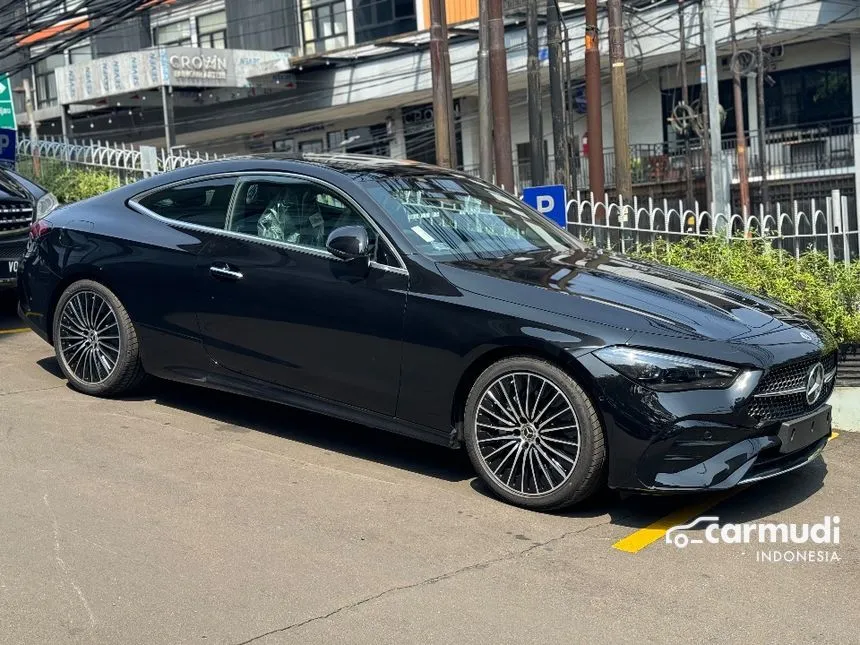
top-left (547, 0), bottom-right (569, 189)
top-left (756, 25), bottom-right (769, 213)
top-left (526, 0), bottom-right (545, 186)
top-left (488, 0), bottom-right (514, 192)
top-left (584, 0), bottom-right (606, 212)
top-left (728, 0), bottom-right (750, 215)
top-left (703, 0), bottom-right (727, 215)
top-left (22, 78), bottom-right (40, 178)
top-left (477, 0), bottom-right (493, 182)
top-left (160, 86), bottom-right (176, 150)
top-left (607, 0), bottom-right (631, 200)
top-left (429, 0), bottom-right (455, 168)
top-left (699, 2), bottom-right (712, 208)
top-left (560, 8), bottom-right (576, 194)
top-left (678, 0), bottom-right (694, 206)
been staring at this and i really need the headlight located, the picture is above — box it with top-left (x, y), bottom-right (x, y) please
top-left (594, 346), bottom-right (739, 391)
top-left (35, 192), bottom-right (58, 220)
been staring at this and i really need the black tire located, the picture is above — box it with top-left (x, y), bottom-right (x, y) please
top-left (53, 279), bottom-right (146, 397)
top-left (464, 356), bottom-right (605, 511)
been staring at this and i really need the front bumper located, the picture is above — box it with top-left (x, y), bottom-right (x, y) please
top-left (579, 353), bottom-right (833, 492)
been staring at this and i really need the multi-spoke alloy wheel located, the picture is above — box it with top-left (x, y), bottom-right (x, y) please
top-left (53, 280), bottom-right (145, 397)
top-left (58, 290), bottom-right (121, 384)
top-left (476, 372), bottom-right (580, 496)
top-left (464, 357), bottom-right (605, 510)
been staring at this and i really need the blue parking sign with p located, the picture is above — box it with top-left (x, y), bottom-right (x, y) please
top-left (0, 128), bottom-right (16, 167)
top-left (522, 184), bottom-right (567, 228)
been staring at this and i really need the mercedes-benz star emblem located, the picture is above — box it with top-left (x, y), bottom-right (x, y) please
top-left (805, 363), bottom-right (825, 405)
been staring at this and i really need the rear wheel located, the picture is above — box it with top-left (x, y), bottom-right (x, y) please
top-left (464, 357), bottom-right (605, 511)
top-left (53, 280), bottom-right (145, 396)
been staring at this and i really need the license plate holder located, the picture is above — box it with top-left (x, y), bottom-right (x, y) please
top-left (1, 259), bottom-right (19, 279)
top-left (777, 405), bottom-right (831, 454)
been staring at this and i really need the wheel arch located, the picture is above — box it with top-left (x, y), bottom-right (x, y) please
top-left (45, 268), bottom-right (118, 344)
top-left (450, 341), bottom-right (605, 444)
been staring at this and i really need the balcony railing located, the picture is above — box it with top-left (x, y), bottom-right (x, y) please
top-left (474, 118), bottom-right (858, 193)
top-left (722, 118), bottom-right (857, 182)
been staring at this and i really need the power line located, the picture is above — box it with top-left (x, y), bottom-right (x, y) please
top-left (51, 0), bottom-right (857, 153)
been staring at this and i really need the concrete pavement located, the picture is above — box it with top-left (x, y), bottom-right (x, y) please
top-left (1, 295), bottom-right (858, 644)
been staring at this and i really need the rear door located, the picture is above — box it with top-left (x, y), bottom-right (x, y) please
top-left (196, 173), bottom-right (408, 416)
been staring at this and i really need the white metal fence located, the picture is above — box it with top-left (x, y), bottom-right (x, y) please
top-left (16, 136), bottom-right (222, 183)
top-left (568, 194), bottom-right (859, 265)
top-left (13, 137), bottom-right (860, 264)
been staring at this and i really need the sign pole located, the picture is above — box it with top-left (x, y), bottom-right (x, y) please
top-left (23, 78), bottom-right (40, 178)
top-left (0, 74), bottom-right (19, 170)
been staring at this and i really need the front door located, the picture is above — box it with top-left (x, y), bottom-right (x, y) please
top-left (196, 174), bottom-right (408, 416)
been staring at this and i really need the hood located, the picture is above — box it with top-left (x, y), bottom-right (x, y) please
top-left (0, 172), bottom-right (30, 202)
top-left (438, 248), bottom-right (828, 344)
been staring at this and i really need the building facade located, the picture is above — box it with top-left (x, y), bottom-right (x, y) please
top-left (9, 0), bottom-right (860, 208)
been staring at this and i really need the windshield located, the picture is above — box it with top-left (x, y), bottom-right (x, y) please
top-left (356, 172), bottom-right (584, 261)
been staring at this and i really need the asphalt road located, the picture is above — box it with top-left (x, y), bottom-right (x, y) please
top-left (1, 293), bottom-right (858, 644)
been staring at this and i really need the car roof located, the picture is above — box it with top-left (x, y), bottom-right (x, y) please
top-left (217, 152), bottom-right (473, 179)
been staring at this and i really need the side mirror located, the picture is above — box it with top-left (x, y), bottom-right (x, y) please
top-left (326, 225), bottom-right (371, 261)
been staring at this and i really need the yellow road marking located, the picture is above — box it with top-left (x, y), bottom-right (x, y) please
top-left (612, 490), bottom-right (738, 553)
top-left (0, 328), bottom-right (30, 335)
top-left (613, 432), bottom-right (842, 554)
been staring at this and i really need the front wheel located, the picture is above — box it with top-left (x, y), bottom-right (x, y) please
top-left (53, 280), bottom-right (145, 397)
top-left (464, 357), bottom-right (606, 511)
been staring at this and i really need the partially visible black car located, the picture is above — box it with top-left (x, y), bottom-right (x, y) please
top-left (0, 168), bottom-right (55, 290)
top-left (16, 155), bottom-right (838, 511)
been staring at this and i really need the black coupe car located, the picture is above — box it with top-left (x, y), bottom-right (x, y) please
top-left (17, 155), bottom-right (837, 510)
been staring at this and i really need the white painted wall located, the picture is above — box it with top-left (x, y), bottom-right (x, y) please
top-left (461, 70), bottom-right (665, 179)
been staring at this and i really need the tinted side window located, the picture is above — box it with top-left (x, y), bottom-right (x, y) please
top-left (138, 177), bottom-right (236, 229)
top-left (227, 177), bottom-right (374, 252)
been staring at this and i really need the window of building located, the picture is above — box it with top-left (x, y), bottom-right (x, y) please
top-left (299, 140), bottom-right (324, 154)
top-left (33, 53), bottom-right (66, 108)
top-left (327, 130), bottom-right (344, 150)
top-left (763, 61), bottom-right (851, 129)
top-left (68, 44), bottom-right (91, 64)
top-left (138, 177), bottom-right (237, 229)
top-left (302, 0), bottom-right (348, 55)
top-left (197, 11), bottom-right (227, 49)
top-left (27, 0), bottom-right (85, 23)
top-left (153, 20), bottom-right (192, 47)
top-left (354, 0), bottom-right (416, 44)
top-left (31, 44), bottom-right (91, 108)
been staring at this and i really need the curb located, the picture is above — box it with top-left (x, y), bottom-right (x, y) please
top-left (830, 388), bottom-right (860, 432)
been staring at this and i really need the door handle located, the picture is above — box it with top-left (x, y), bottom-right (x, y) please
top-left (209, 264), bottom-right (244, 281)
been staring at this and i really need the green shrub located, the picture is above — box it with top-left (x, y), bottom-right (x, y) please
top-left (46, 168), bottom-right (121, 204)
top-left (631, 238), bottom-right (860, 344)
top-left (17, 162), bottom-right (121, 204)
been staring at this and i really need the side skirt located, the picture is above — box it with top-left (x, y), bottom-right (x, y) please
top-left (158, 367), bottom-right (457, 449)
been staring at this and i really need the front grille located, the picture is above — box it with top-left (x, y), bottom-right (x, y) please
top-left (0, 202), bottom-right (34, 237)
top-left (748, 352), bottom-right (837, 422)
top-left (0, 238), bottom-right (27, 259)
